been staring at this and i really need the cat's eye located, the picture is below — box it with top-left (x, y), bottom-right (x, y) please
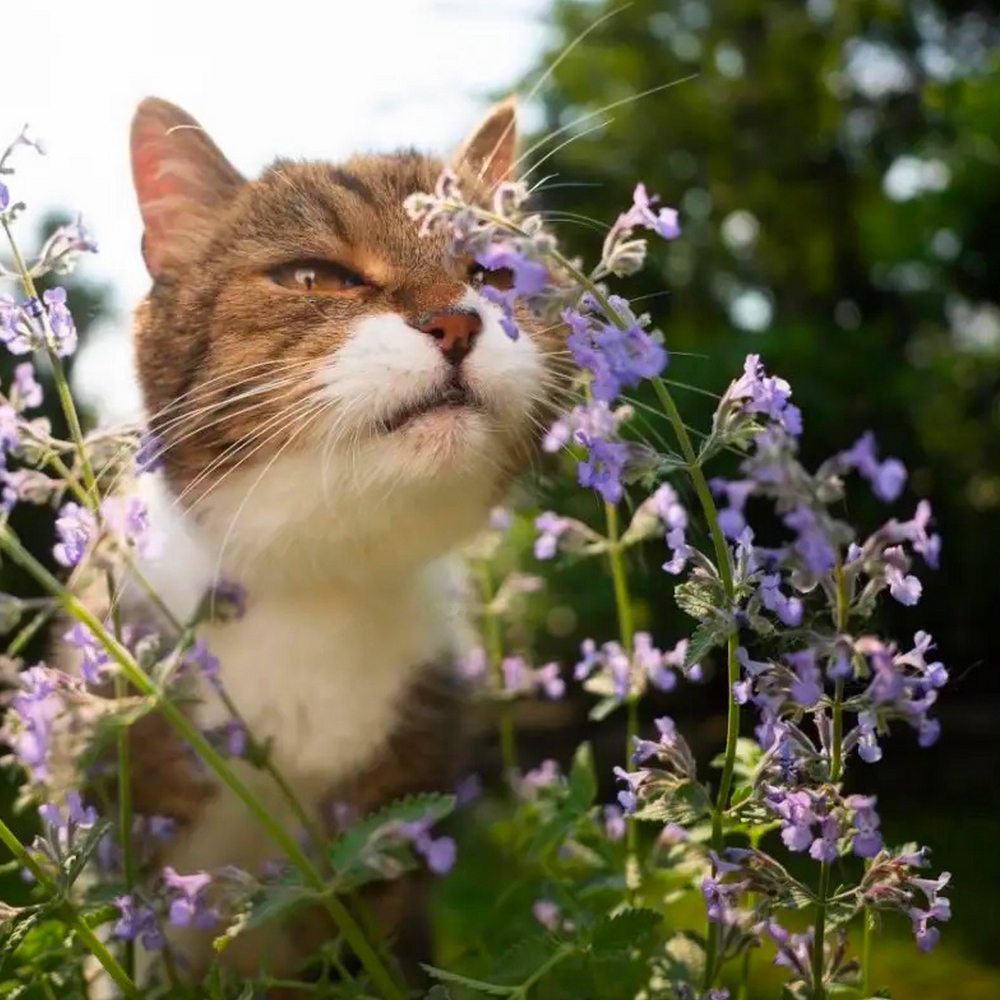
top-left (269, 260), bottom-right (367, 294)
top-left (468, 261), bottom-right (514, 291)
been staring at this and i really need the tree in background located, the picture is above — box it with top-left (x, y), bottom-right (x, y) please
top-left (517, 0), bottom-right (1000, 794)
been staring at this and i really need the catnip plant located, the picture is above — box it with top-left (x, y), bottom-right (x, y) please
top-left (0, 120), bottom-right (949, 1000)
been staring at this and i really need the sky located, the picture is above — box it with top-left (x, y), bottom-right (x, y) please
top-left (1, 0), bottom-right (553, 422)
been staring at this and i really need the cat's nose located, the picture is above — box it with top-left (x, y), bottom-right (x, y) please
top-left (418, 308), bottom-right (483, 366)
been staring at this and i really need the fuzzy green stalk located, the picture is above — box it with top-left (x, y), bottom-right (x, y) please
top-left (0, 529), bottom-right (407, 1000)
top-left (0, 815), bottom-right (143, 1000)
top-left (477, 562), bottom-right (518, 776)
top-left (602, 500), bottom-right (640, 860)
top-left (811, 564), bottom-right (849, 1000)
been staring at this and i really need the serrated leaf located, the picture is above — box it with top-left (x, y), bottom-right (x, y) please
top-left (327, 793), bottom-right (456, 874)
top-left (421, 965), bottom-right (516, 996)
top-left (589, 907), bottom-right (661, 958)
top-left (674, 579), bottom-right (724, 622)
top-left (685, 619), bottom-right (731, 668)
top-left (632, 780), bottom-right (712, 826)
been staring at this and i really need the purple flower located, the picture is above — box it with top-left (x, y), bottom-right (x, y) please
top-left (612, 765), bottom-right (641, 813)
top-left (102, 495), bottom-right (159, 559)
top-left (760, 574), bottom-right (804, 628)
top-left (543, 400), bottom-right (620, 453)
top-left (42, 287), bottom-right (78, 357)
top-left (710, 478), bottom-right (755, 539)
top-left (0, 181), bottom-right (7, 211)
top-left (533, 899), bottom-right (560, 931)
top-left (603, 804), bottom-right (626, 841)
top-left (885, 500), bottom-right (941, 569)
top-left (535, 662), bottom-right (565, 699)
top-left (729, 354), bottom-right (799, 434)
top-left (565, 295), bottom-right (667, 405)
top-left (767, 787), bottom-right (816, 853)
top-left (501, 655), bottom-right (530, 694)
top-left (855, 710), bottom-right (883, 763)
top-left (848, 794), bottom-right (883, 858)
top-left (534, 511), bottom-right (572, 560)
top-left (576, 432), bottom-right (628, 503)
top-left (39, 791), bottom-right (98, 834)
top-left (842, 431), bottom-right (907, 502)
top-left (809, 815), bottom-right (841, 863)
top-left (618, 183), bottom-right (682, 240)
top-left (63, 620), bottom-right (111, 685)
top-left (783, 506), bottom-right (836, 575)
top-left (12, 363), bottom-right (42, 409)
top-left (662, 526), bottom-right (692, 575)
top-left (885, 562), bottom-right (922, 606)
top-left (53, 502), bottom-right (96, 567)
top-left (1, 295), bottom-right (33, 355)
top-left (135, 430), bottom-right (165, 473)
top-left (3, 665), bottom-right (66, 783)
top-left (399, 818), bottom-right (457, 875)
top-left (162, 867), bottom-right (217, 930)
top-left (113, 896), bottom-right (165, 951)
top-left (475, 243), bottom-right (549, 340)
top-left (786, 650), bottom-right (822, 708)
top-left (183, 637), bottom-right (220, 687)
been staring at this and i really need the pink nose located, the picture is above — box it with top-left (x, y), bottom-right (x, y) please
top-left (418, 308), bottom-right (483, 365)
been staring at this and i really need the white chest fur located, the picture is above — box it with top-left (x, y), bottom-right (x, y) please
top-left (194, 571), bottom-right (463, 784)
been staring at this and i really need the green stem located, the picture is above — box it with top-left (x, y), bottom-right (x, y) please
top-left (649, 380), bottom-right (740, 992)
top-left (0, 817), bottom-right (142, 1000)
top-left (813, 564), bottom-right (849, 1000)
top-left (478, 562), bottom-right (517, 776)
top-left (861, 902), bottom-right (873, 996)
top-left (0, 529), bottom-right (406, 1000)
top-left (603, 502), bottom-right (639, 861)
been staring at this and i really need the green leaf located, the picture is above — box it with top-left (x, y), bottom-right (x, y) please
top-left (685, 619), bottom-right (732, 669)
top-left (589, 907), bottom-right (661, 958)
top-left (587, 695), bottom-right (622, 722)
top-left (632, 780), bottom-right (712, 826)
top-left (327, 792), bottom-right (456, 873)
top-left (488, 935), bottom-right (561, 986)
top-left (421, 965), bottom-right (516, 996)
top-left (674, 578), bottom-right (725, 622)
top-left (424, 987), bottom-right (453, 1000)
top-left (566, 742), bottom-right (597, 811)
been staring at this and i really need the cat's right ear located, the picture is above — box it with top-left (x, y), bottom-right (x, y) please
top-left (130, 97), bottom-right (243, 278)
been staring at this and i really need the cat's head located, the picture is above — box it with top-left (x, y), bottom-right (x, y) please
top-left (129, 97), bottom-right (563, 589)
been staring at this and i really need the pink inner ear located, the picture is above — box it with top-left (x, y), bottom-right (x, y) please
top-left (131, 123), bottom-right (191, 276)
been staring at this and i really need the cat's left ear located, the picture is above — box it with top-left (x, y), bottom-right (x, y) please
top-left (453, 97), bottom-right (518, 187)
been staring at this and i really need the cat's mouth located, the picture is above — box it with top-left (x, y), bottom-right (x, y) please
top-left (379, 379), bottom-right (485, 434)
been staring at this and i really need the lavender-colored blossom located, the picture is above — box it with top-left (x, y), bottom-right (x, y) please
top-left (842, 431), bottom-right (907, 502)
top-left (533, 899), bottom-right (560, 931)
top-left (785, 650), bottom-right (822, 707)
top-left (501, 655), bottom-right (531, 694)
top-left (399, 818), bottom-right (457, 875)
top-left (565, 294), bottom-right (667, 404)
top-left (102, 494), bottom-right (159, 559)
top-left (113, 896), bottom-right (165, 950)
top-left (0, 295), bottom-right (33, 355)
top-left (612, 765), bottom-right (641, 813)
top-left (809, 815), bottom-right (841, 863)
top-left (618, 183), bottom-right (682, 240)
top-left (535, 662), bottom-right (565, 699)
top-left (162, 867), bottom-right (217, 930)
top-left (603, 804), bottom-right (626, 841)
top-left (783, 505), bottom-right (836, 575)
top-left (12, 362), bottom-right (42, 409)
top-left (63, 620), bottom-right (111, 685)
top-left (534, 511), bottom-right (572, 560)
top-left (710, 478), bottom-right (755, 539)
top-left (847, 794), bottom-right (883, 858)
top-left (885, 500), bottom-right (941, 569)
top-left (767, 787), bottom-right (816, 853)
top-left (52, 502), bottom-right (96, 567)
top-left (576, 431), bottom-right (628, 503)
top-left (3, 665), bottom-right (66, 783)
top-left (475, 243), bottom-right (549, 340)
top-left (41, 287), bottom-right (77, 357)
top-left (135, 429), bottom-right (165, 473)
top-left (760, 574), bottom-right (804, 628)
top-left (543, 399), bottom-right (620, 453)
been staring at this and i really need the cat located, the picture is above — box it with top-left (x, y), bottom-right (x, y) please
top-left (64, 94), bottom-right (566, 991)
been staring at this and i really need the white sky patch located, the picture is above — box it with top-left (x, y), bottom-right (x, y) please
top-left (1, 0), bottom-right (551, 423)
